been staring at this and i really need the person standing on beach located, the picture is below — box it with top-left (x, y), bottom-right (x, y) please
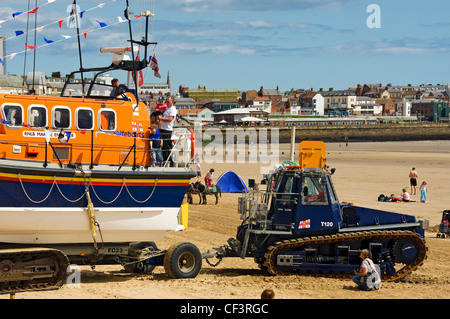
top-left (409, 167), bottom-right (418, 195)
top-left (420, 181), bottom-right (427, 203)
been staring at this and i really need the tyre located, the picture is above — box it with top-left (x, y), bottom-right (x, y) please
top-left (163, 242), bottom-right (202, 279)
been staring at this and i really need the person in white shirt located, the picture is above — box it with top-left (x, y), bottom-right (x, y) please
top-left (352, 249), bottom-right (381, 291)
top-left (158, 96), bottom-right (177, 165)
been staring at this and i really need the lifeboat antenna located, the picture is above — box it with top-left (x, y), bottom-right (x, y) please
top-left (72, 0), bottom-right (86, 97)
top-left (125, 0), bottom-right (140, 106)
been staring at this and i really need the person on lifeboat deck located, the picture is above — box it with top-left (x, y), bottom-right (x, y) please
top-left (110, 78), bottom-right (129, 99)
top-left (154, 95), bottom-right (167, 113)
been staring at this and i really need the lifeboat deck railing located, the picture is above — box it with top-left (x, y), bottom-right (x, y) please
top-left (0, 129), bottom-right (194, 170)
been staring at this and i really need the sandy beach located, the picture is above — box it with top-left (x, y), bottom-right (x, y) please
top-left (3, 140), bottom-right (450, 300)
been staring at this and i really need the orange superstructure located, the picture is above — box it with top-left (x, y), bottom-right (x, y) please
top-left (0, 91), bottom-right (151, 168)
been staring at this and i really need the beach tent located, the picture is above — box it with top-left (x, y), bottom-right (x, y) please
top-left (216, 171), bottom-right (248, 193)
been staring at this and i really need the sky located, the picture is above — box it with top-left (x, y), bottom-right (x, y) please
top-left (1, 0), bottom-right (450, 94)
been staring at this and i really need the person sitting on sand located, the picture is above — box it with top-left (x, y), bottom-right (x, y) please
top-left (401, 188), bottom-right (412, 202)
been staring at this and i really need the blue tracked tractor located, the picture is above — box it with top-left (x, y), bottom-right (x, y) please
top-left (204, 141), bottom-right (428, 281)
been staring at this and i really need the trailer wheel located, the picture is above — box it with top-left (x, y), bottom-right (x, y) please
top-left (163, 242), bottom-right (202, 279)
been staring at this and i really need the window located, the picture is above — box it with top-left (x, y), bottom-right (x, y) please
top-left (2, 104), bottom-right (23, 127)
top-left (302, 175), bottom-right (326, 204)
top-left (28, 105), bottom-right (47, 128)
top-left (280, 176), bottom-right (294, 201)
top-left (99, 109), bottom-right (116, 131)
top-left (76, 108), bottom-right (93, 130)
top-left (52, 106), bottom-right (71, 129)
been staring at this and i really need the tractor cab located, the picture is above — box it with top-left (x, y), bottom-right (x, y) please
top-left (267, 142), bottom-right (342, 235)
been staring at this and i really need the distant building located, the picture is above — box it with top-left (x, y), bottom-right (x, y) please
top-left (411, 99), bottom-right (449, 122)
top-left (376, 98), bottom-right (396, 116)
top-left (139, 82), bottom-right (170, 96)
top-left (213, 108), bottom-right (268, 125)
top-left (321, 89), bottom-right (356, 115)
top-left (395, 98), bottom-right (412, 117)
top-left (187, 85), bottom-right (238, 100)
top-left (249, 96), bottom-right (271, 113)
top-left (0, 74), bottom-right (25, 94)
top-left (353, 97), bottom-right (382, 116)
top-left (258, 86), bottom-right (282, 106)
top-left (299, 91), bottom-right (324, 115)
top-left (0, 36), bottom-right (5, 75)
top-left (174, 97), bottom-right (196, 112)
top-left (201, 99), bottom-right (239, 113)
top-left (242, 90), bottom-right (258, 105)
top-left (26, 72), bottom-right (46, 96)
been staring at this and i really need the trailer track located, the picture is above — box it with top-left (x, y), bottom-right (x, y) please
top-left (0, 248), bottom-right (69, 294)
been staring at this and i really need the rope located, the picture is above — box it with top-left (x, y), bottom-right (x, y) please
top-left (18, 172), bottom-right (160, 205)
top-left (54, 180), bottom-right (86, 202)
top-left (89, 178), bottom-right (126, 204)
top-left (205, 257), bottom-right (223, 267)
top-left (18, 173), bottom-right (55, 204)
top-left (124, 178), bottom-right (158, 203)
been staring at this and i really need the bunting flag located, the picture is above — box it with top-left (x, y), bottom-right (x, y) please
top-left (96, 20), bottom-right (107, 28)
top-left (65, 131), bottom-right (71, 143)
top-left (12, 12), bottom-right (23, 19)
top-left (44, 130), bottom-right (51, 143)
top-left (68, 4), bottom-right (77, 28)
top-left (0, 58), bottom-right (4, 66)
top-left (25, 43), bottom-right (37, 50)
top-left (149, 52), bottom-right (161, 78)
top-left (44, 37), bottom-right (54, 44)
top-left (124, 8), bottom-right (130, 20)
top-left (83, 31), bottom-right (90, 39)
top-left (15, 30), bottom-right (24, 36)
top-left (58, 19), bottom-right (64, 28)
top-left (28, 7), bottom-right (39, 14)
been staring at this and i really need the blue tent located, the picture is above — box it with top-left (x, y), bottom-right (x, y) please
top-left (216, 171), bottom-right (248, 193)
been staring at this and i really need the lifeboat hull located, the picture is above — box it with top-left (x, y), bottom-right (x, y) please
top-left (0, 162), bottom-right (195, 244)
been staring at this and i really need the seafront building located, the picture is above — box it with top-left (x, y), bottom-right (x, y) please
top-left (1, 71), bottom-right (449, 124)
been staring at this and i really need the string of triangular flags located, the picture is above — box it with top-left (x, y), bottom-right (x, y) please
top-left (0, 0), bottom-right (160, 75)
top-left (2, 0), bottom-right (118, 43)
top-left (0, 0), bottom-right (56, 26)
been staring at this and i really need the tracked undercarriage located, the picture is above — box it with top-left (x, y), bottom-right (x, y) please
top-left (263, 230), bottom-right (427, 281)
top-left (0, 248), bottom-right (69, 294)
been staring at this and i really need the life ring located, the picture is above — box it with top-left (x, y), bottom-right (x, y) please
top-left (189, 128), bottom-right (195, 160)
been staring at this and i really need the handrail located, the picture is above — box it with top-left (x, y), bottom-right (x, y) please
top-left (118, 144), bottom-right (136, 171)
top-left (3, 133), bottom-right (192, 169)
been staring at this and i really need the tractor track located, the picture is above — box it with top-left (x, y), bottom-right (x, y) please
top-left (263, 230), bottom-right (427, 282)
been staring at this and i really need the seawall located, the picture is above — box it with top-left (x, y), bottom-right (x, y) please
top-left (199, 123), bottom-right (450, 143)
